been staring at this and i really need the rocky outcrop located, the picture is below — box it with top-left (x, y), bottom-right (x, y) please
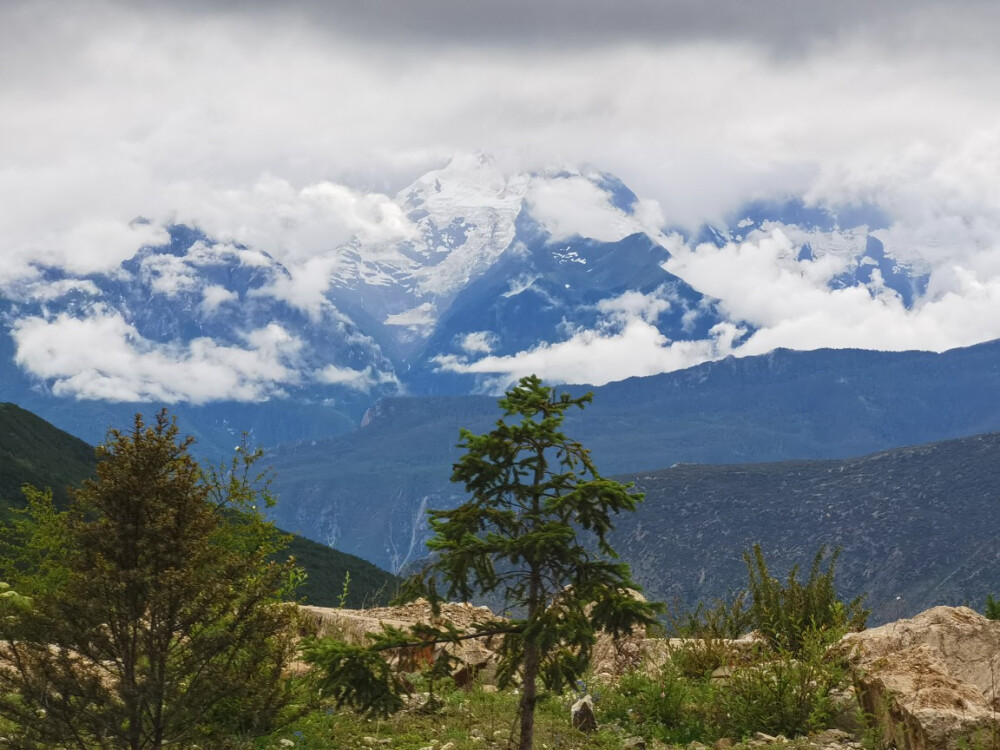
top-left (300, 600), bottom-right (503, 681)
top-left (843, 605), bottom-right (1000, 749)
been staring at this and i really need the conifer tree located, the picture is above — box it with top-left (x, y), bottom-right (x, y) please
top-left (410, 375), bottom-right (660, 750)
top-left (0, 411), bottom-right (300, 750)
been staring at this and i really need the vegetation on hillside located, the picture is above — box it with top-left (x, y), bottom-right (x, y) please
top-left (0, 393), bottom-right (878, 749)
top-left (0, 412), bottom-right (302, 749)
top-left (0, 402), bottom-right (96, 513)
top-left (263, 543), bottom-right (863, 750)
top-left (0, 402), bottom-right (398, 608)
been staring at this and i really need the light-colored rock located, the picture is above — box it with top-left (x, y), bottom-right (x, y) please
top-left (621, 737), bottom-right (646, 750)
top-left (300, 600), bottom-right (502, 684)
top-left (842, 605), bottom-right (1000, 749)
top-left (571, 693), bottom-right (598, 732)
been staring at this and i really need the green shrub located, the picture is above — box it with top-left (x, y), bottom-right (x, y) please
top-left (745, 543), bottom-right (869, 653)
top-left (984, 594), bottom-right (1000, 620)
top-left (667, 591), bottom-right (751, 640)
top-left (669, 636), bottom-right (744, 681)
top-left (597, 663), bottom-right (706, 744)
top-left (713, 627), bottom-right (848, 740)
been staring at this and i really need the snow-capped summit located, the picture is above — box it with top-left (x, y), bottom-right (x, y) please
top-left (0, 156), bottom-right (930, 443)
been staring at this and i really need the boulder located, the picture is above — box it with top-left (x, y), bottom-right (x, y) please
top-left (842, 605), bottom-right (1000, 749)
top-left (571, 694), bottom-right (598, 732)
top-left (299, 600), bottom-right (502, 684)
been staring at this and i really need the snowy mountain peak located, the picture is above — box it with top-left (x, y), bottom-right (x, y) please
top-left (0, 159), bottom-right (933, 418)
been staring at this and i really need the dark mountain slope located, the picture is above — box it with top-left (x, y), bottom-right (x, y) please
top-left (268, 340), bottom-right (1000, 570)
top-left (0, 403), bottom-right (396, 608)
top-left (613, 431), bottom-right (1000, 623)
top-left (0, 402), bottom-right (95, 511)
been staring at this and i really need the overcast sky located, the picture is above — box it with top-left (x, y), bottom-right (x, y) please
top-left (4, 0), bottom-right (1000, 395)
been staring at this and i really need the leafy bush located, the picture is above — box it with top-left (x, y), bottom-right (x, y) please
top-left (712, 627), bottom-right (849, 740)
top-left (745, 543), bottom-right (869, 653)
top-left (667, 591), bottom-right (751, 639)
top-left (668, 636), bottom-right (740, 681)
top-left (0, 413), bottom-right (302, 749)
top-left (597, 663), bottom-right (706, 744)
top-left (984, 594), bottom-right (1000, 620)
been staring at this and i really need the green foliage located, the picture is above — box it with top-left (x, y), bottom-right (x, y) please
top-left (984, 594), bottom-right (1000, 620)
top-left (300, 637), bottom-right (408, 717)
top-left (598, 662), bottom-right (707, 744)
top-left (0, 403), bottom-right (96, 517)
top-left (338, 571), bottom-right (352, 608)
top-left (0, 411), bottom-right (302, 750)
top-left (713, 628), bottom-right (849, 739)
top-left (280, 533), bottom-right (397, 608)
top-left (745, 543), bottom-right (869, 653)
top-left (667, 591), bottom-right (751, 640)
top-left (400, 375), bottom-right (661, 750)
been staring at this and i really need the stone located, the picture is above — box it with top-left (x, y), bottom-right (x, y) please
top-left (710, 665), bottom-right (733, 684)
top-left (571, 694), bottom-right (598, 732)
top-left (621, 737), bottom-right (646, 750)
top-left (712, 740), bottom-right (734, 750)
top-left (809, 728), bottom-right (852, 745)
top-left (842, 605), bottom-right (1000, 750)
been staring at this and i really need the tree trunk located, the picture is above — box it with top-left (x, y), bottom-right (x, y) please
top-left (517, 640), bottom-right (539, 750)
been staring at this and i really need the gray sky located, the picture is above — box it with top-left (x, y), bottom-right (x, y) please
top-left (4, 0), bottom-right (1000, 394)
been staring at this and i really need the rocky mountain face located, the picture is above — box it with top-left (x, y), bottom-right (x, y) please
top-left (0, 155), bottom-right (919, 455)
top-left (265, 341), bottom-right (1000, 577)
top-left (616, 430), bottom-right (1000, 621)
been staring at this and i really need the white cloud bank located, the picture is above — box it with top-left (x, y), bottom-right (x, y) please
top-left (11, 314), bottom-right (304, 403)
top-left (5, 1), bottom-right (1000, 395)
top-left (436, 221), bottom-right (1000, 390)
top-left (436, 319), bottom-right (744, 389)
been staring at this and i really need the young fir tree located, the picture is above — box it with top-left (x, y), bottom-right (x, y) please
top-left (0, 411), bottom-right (301, 750)
top-left (408, 375), bottom-right (660, 750)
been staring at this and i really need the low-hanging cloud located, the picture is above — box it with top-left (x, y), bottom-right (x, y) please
top-left (435, 287), bottom-right (746, 388)
top-left (436, 319), bottom-right (745, 389)
top-left (11, 313), bottom-right (305, 403)
top-left (5, 1), bottom-right (1000, 394)
top-left (314, 363), bottom-right (399, 393)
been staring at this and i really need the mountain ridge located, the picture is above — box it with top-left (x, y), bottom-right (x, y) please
top-left (265, 339), bottom-right (1000, 572)
top-left (0, 158), bottom-right (926, 456)
top-left (0, 402), bottom-right (398, 608)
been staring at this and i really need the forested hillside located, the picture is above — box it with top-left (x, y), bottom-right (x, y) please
top-left (0, 403), bottom-right (397, 608)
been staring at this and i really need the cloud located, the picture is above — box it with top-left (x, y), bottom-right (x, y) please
top-left (167, 176), bottom-right (417, 265)
top-left (124, 0), bottom-right (1000, 54)
top-left (526, 175), bottom-right (642, 242)
top-left (314, 364), bottom-right (399, 393)
top-left (4, 278), bottom-right (101, 303)
top-left (165, 177), bottom-right (418, 315)
top-left (4, 0), bottom-right (1000, 387)
top-left (596, 289), bottom-right (673, 324)
top-left (435, 287), bottom-right (745, 388)
top-left (666, 223), bottom-right (1000, 355)
top-left (200, 284), bottom-right (238, 314)
top-left (459, 331), bottom-right (495, 355)
top-left (436, 319), bottom-right (744, 389)
top-left (11, 313), bottom-right (305, 403)
top-left (384, 303), bottom-right (437, 329)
